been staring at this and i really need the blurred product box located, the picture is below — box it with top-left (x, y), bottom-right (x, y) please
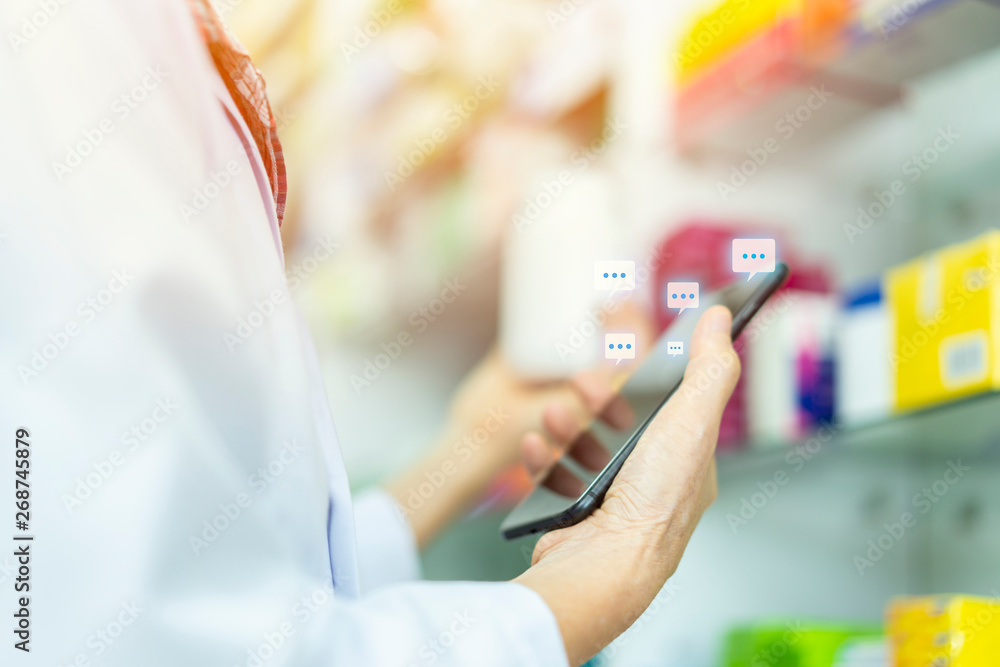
top-left (885, 230), bottom-right (1000, 413)
top-left (887, 594), bottom-right (1000, 666)
top-left (746, 289), bottom-right (837, 444)
top-left (835, 282), bottom-right (891, 427)
top-left (675, 0), bottom-right (800, 84)
top-left (675, 0), bottom-right (851, 84)
top-left (674, 0), bottom-right (875, 155)
top-left (722, 621), bottom-right (881, 667)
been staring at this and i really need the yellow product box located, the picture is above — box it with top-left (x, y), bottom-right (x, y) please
top-left (887, 594), bottom-right (1000, 666)
top-left (885, 230), bottom-right (1000, 413)
top-left (674, 0), bottom-right (798, 82)
top-left (673, 0), bottom-right (852, 83)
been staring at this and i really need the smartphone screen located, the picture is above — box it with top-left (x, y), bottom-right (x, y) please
top-left (501, 265), bottom-right (789, 539)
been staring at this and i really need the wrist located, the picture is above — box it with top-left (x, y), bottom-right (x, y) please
top-left (515, 527), bottom-right (672, 666)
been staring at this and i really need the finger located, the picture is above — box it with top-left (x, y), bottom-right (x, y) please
top-left (521, 431), bottom-right (559, 477)
top-left (535, 381), bottom-right (613, 451)
top-left (646, 305), bottom-right (740, 453)
top-left (700, 456), bottom-right (719, 508)
top-left (566, 430), bottom-right (613, 472)
top-left (542, 402), bottom-right (584, 446)
top-left (529, 304), bottom-right (652, 461)
top-left (541, 461), bottom-right (588, 499)
top-left (572, 372), bottom-right (634, 430)
top-left (682, 305), bottom-right (741, 416)
top-left (540, 400), bottom-right (614, 474)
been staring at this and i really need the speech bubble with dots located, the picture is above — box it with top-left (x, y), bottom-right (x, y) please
top-left (732, 239), bottom-right (776, 281)
top-left (594, 261), bottom-right (636, 293)
top-left (666, 282), bottom-right (699, 315)
top-left (604, 333), bottom-right (636, 365)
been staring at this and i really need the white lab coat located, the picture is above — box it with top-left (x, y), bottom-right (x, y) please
top-left (0, 1), bottom-right (566, 664)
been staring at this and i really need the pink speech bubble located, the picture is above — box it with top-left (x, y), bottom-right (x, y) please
top-left (732, 239), bottom-right (776, 281)
top-left (605, 333), bottom-right (636, 366)
top-left (666, 282), bottom-right (699, 315)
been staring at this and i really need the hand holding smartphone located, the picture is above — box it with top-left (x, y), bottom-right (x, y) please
top-left (501, 265), bottom-right (789, 539)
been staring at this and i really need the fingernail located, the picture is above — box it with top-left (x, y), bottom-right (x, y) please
top-left (707, 307), bottom-right (730, 333)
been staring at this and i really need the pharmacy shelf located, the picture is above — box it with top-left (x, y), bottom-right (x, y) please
top-left (717, 391), bottom-right (1000, 477)
top-left (830, 0), bottom-right (1000, 86)
top-left (676, 0), bottom-right (1000, 157)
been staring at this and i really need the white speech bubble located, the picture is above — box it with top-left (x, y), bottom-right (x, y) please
top-left (732, 239), bottom-right (776, 281)
top-left (605, 333), bottom-right (636, 366)
top-left (666, 282), bottom-right (700, 315)
top-left (594, 261), bottom-right (636, 295)
top-left (666, 341), bottom-right (684, 357)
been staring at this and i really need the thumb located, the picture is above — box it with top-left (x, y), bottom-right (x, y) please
top-left (651, 306), bottom-right (741, 446)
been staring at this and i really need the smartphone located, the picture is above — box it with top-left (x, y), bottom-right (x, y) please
top-left (500, 264), bottom-right (789, 540)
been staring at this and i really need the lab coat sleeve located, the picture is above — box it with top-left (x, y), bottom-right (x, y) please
top-left (319, 581), bottom-right (569, 666)
top-left (353, 488), bottom-right (422, 592)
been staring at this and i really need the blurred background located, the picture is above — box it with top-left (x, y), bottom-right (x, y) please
top-left (225, 0), bottom-right (1000, 664)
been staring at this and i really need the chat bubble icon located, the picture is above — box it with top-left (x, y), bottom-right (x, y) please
top-left (666, 282), bottom-right (700, 315)
top-left (594, 261), bottom-right (636, 294)
top-left (666, 341), bottom-right (684, 357)
top-left (732, 239), bottom-right (776, 281)
top-left (605, 333), bottom-right (636, 366)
